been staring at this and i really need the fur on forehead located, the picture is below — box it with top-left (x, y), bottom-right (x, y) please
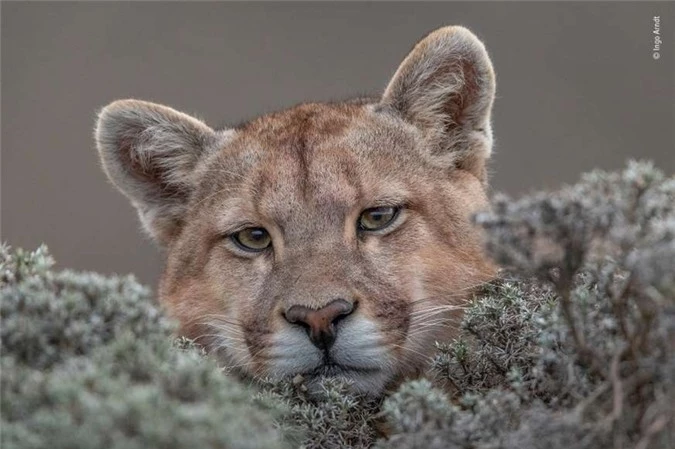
top-left (190, 102), bottom-right (432, 204)
top-left (188, 106), bottom-right (413, 227)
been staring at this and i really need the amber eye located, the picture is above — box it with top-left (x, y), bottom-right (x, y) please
top-left (358, 206), bottom-right (400, 232)
top-left (231, 228), bottom-right (272, 252)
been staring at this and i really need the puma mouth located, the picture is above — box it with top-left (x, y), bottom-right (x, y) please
top-left (299, 363), bottom-right (391, 397)
top-left (305, 362), bottom-right (381, 377)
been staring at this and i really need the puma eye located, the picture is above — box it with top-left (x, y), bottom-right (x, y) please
top-left (358, 206), bottom-right (400, 232)
top-left (231, 228), bottom-right (272, 252)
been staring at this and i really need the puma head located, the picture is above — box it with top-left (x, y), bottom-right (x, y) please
top-left (95, 26), bottom-right (497, 395)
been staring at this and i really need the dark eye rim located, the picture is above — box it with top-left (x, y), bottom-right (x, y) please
top-left (357, 206), bottom-right (402, 232)
top-left (230, 227), bottom-right (272, 252)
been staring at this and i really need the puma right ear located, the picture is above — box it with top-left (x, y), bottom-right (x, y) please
top-left (95, 99), bottom-right (219, 244)
top-left (381, 26), bottom-right (496, 179)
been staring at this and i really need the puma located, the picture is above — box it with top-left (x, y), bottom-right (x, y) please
top-left (96, 26), bottom-right (497, 395)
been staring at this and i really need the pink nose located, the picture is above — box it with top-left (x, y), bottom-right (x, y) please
top-left (284, 299), bottom-right (354, 350)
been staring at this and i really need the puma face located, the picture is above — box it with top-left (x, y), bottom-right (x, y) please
top-left (96, 26), bottom-right (497, 396)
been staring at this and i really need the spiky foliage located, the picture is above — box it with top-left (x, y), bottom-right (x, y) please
top-left (2, 161), bottom-right (673, 449)
top-left (0, 245), bottom-right (289, 449)
top-left (255, 376), bottom-right (381, 449)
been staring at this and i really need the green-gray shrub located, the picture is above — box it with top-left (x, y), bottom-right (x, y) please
top-left (0, 245), bottom-right (289, 449)
top-left (3, 161), bottom-right (673, 449)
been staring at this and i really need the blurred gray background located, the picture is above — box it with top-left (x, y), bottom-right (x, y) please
top-left (2, 2), bottom-right (673, 286)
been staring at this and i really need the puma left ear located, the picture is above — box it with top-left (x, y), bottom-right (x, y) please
top-left (380, 26), bottom-right (496, 179)
top-left (95, 99), bottom-right (219, 245)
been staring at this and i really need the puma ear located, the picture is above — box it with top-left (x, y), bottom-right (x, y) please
top-left (95, 99), bottom-right (218, 244)
top-left (381, 26), bottom-right (496, 179)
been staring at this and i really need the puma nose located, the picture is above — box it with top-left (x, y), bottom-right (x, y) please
top-left (284, 299), bottom-right (354, 350)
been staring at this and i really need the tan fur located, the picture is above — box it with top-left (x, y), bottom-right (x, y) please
top-left (96, 26), bottom-right (497, 395)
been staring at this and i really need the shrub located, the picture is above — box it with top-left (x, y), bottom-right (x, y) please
top-left (2, 161), bottom-right (673, 449)
top-left (0, 245), bottom-right (288, 449)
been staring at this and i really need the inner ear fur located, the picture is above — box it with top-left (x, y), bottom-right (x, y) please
top-left (380, 26), bottom-right (496, 180)
top-left (95, 99), bottom-right (218, 244)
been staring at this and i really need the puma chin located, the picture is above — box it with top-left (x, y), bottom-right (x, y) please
top-left (95, 26), bottom-right (497, 396)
